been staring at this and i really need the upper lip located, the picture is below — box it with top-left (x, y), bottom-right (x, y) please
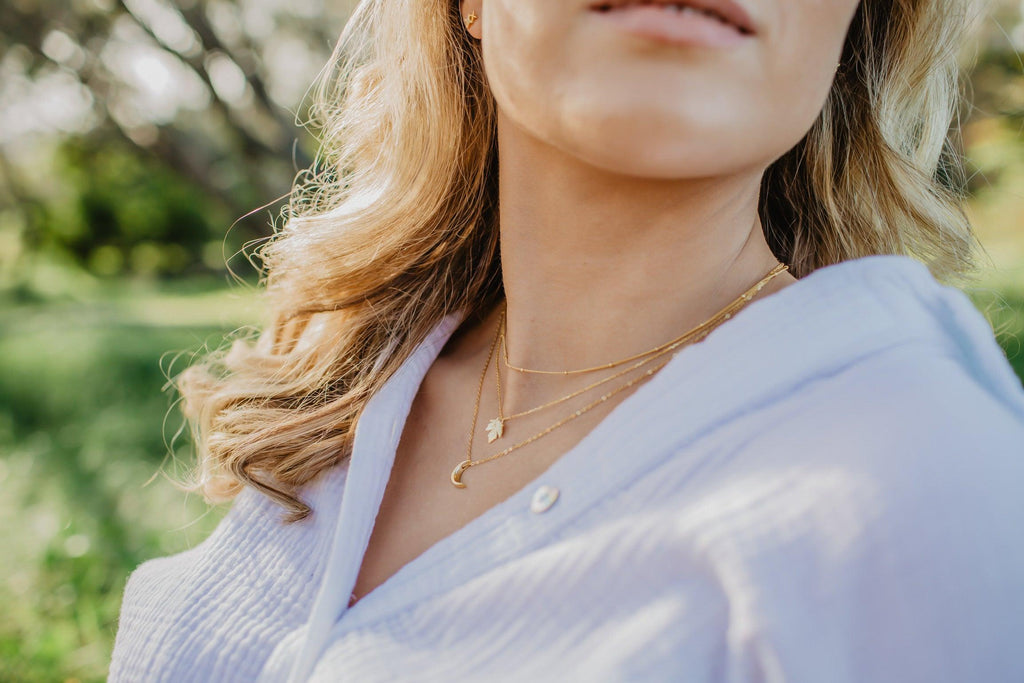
top-left (589, 0), bottom-right (757, 36)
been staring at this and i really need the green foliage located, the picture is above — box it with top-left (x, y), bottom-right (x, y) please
top-left (972, 289), bottom-right (1024, 380)
top-left (38, 137), bottom-right (227, 278)
top-left (0, 286), bottom-right (243, 682)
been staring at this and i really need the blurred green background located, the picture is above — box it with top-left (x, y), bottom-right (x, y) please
top-left (1, 0), bottom-right (1022, 680)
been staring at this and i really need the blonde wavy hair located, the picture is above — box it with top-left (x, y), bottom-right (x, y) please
top-left (177, 0), bottom-right (980, 522)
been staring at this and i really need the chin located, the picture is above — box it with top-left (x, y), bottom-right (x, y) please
top-left (536, 90), bottom-right (751, 178)
top-left (558, 121), bottom-right (752, 180)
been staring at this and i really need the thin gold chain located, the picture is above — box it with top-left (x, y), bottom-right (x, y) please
top-left (462, 309), bottom-right (504, 465)
top-left (501, 262), bottom-right (788, 375)
top-left (469, 326), bottom-right (720, 475)
top-left (452, 262), bottom-right (789, 487)
top-left (493, 312), bottom-right (707, 426)
top-left (475, 353), bottom-right (679, 468)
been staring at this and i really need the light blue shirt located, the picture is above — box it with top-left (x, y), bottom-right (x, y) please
top-left (111, 255), bottom-right (1024, 682)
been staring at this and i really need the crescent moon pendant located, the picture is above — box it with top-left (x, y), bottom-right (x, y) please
top-left (450, 459), bottom-right (472, 488)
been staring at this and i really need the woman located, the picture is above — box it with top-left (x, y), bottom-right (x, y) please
top-left (110, 0), bottom-right (1024, 681)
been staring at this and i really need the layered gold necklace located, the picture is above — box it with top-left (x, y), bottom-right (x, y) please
top-left (450, 262), bottom-right (789, 488)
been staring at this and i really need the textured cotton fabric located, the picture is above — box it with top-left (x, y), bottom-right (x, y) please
top-left (110, 255), bottom-right (1024, 683)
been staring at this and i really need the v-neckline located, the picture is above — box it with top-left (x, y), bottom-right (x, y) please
top-left (286, 254), bottom-right (954, 681)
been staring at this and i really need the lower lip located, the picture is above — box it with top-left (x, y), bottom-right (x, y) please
top-left (591, 5), bottom-right (750, 48)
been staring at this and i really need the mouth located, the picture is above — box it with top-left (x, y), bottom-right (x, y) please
top-left (589, 0), bottom-right (756, 38)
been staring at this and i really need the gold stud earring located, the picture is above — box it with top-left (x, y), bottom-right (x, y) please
top-left (464, 11), bottom-right (478, 30)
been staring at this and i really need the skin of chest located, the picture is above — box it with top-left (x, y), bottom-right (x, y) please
top-left (349, 308), bottom-right (637, 605)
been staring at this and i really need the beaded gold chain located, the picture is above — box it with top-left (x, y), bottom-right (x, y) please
top-left (450, 262), bottom-right (789, 488)
top-left (486, 311), bottom-right (708, 443)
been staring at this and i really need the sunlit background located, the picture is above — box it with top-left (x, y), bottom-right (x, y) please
top-left (1, 0), bottom-right (1022, 680)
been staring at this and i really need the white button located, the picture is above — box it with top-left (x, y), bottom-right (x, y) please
top-left (530, 485), bottom-right (559, 513)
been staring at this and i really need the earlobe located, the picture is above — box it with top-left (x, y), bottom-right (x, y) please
top-left (460, 1), bottom-right (482, 40)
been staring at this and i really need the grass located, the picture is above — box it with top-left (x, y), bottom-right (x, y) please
top-left (0, 281), bottom-right (256, 682)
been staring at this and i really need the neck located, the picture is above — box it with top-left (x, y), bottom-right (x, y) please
top-left (496, 111), bottom-right (794, 374)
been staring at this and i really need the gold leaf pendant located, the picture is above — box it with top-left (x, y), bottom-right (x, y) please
top-left (485, 417), bottom-right (504, 443)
